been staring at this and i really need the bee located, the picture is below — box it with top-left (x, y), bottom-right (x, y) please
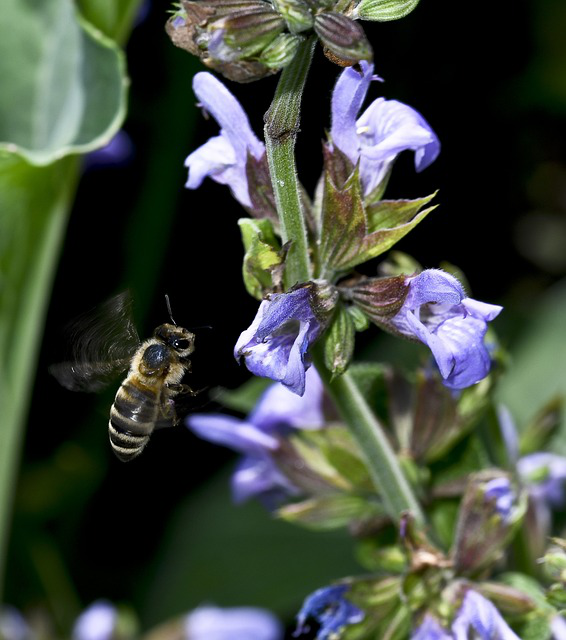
top-left (50, 292), bottom-right (197, 462)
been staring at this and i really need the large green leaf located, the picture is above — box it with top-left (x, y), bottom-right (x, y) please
top-left (0, 0), bottom-right (128, 165)
top-left (0, 154), bottom-right (80, 599)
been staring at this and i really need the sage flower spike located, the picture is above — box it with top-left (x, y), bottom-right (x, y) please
top-left (184, 72), bottom-right (265, 207)
top-left (330, 61), bottom-right (440, 197)
top-left (388, 270), bottom-right (502, 389)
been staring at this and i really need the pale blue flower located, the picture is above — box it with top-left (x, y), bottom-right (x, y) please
top-left (452, 590), bottom-right (520, 640)
top-left (330, 61), bottom-right (440, 196)
top-left (0, 606), bottom-right (32, 640)
top-left (185, 605), bottom-right (283, 640)
top-left (389, 270), bottom-right (502, 389)
top-left (72, 601), bottom-right (117, 640)
top-left (295, 585), bottom-right (364, 640)
top-left (187, 368), bottom-right (324, 503)
top-left (184, 72), bottom-right (265, 207)
top-left (518, 453), bottom-right (566, 508)
top-left (234, 286), bottom-right (322, 396)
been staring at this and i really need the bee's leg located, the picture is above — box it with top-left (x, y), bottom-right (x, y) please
top-left (154, 398), bottom-right (178, 430)
top-left (166, 383), bottom-right (202, 397)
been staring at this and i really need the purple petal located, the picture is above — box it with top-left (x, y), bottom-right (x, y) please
top-left (452, 591), bottom-right (520, 640)
top-left (192, 72), bottom-right (263, 161)
top-left (232, 455), bottom-right (299, 504)
top-left (483, 477), bottom-right (514, 521)
top-left (295, 585), bottom-right (364, 640)
top-left (186, 414), bottom-right (279, 456)
top-left (249, 367), bottom-right (325, 432)
top-left (518, 453), bottom-right (566, 507)
top-left (411, 615), bottom-right (452, 640)
top-left (0, 606), bottom-right (31, 640)
top-left (330, 61), bottom-right (374, 163)
top-left (551, 615), bottom-right (566, 640)
top-left (356, 98), bottom-right (440, 195)
top-left (235, 289), bottom-right (321, 396)
top-left (184, 135), bottom-right (235, 188)
top-left (390, 270), bottom-right (502, 389)
top-left (185, 605), bottom-right (283, 640)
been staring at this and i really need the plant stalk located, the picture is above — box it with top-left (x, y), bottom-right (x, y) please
top-left (264, 37), bottom-right (316, 287)
top-left (314, 350), bottom-right (425, 524)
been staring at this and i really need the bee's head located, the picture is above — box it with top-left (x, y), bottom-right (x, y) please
top-left (154, 323), bottom-right (195, 358)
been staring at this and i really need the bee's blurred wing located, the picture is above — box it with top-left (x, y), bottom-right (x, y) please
top-left (49, 291), bottom-right (140, 392)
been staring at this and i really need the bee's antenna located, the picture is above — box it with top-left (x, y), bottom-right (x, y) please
top-left (165, 294), bottom-right (177, 326)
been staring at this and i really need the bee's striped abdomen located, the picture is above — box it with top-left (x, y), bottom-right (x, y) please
top-left (109, 377), bottom-right (161, 462)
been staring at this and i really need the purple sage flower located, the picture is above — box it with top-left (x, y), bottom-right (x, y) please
top-left (83, 130), bottom-right (134, 171)
top-left (388, 270), bottom-right (502, 389)
top-left (234, 286), bottom-right (324, 396)
top-left (187, 368), bottom-right (324, 504)
top-left (518, 453), bottom-right (566, 508)
top-left (72, 601), bottom-right (117, 640)
top-left (330, 61), bottom-right (440, 197)
top-left (483, 477), bottom-right (515, 522)
top-left (451, 590), bottom-right (520, 640)
top-left (411, 614), bottom-right (452, 640)
top-left (295, 585), bottom-right (364, 640)
top-left (184, 72), bottom-right (265, 207)
top-left (185, 605), bottom-right (283, 640)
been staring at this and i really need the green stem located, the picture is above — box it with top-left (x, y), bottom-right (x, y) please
top-left (264, 37), bottom-right (316, 287)
top-left (314, 350), bottom-right (424, 525)
top-left (263, 40), bottom-right (423, 526)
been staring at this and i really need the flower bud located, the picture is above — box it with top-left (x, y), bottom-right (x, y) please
top-left (259, 32), bottom-right (304, 68)
top-left (314, 12), bottom-right (373, 65)
top-left (352, 0), bottom-right (420, 21)
top-left (452, 472), bottom-right (525, 576)
top-left (272, 0), bottom-right (314, 33)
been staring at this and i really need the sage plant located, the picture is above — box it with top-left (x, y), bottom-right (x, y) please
top-left (163, 0), bottom-right (566, 636)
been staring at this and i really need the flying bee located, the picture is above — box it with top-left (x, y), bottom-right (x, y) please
top-left (50, 292), bottom-right (197, 462)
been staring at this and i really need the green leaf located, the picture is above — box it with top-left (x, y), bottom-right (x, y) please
top-left (77, 0), bottom-right (143, 44)
top-left (277, 494), bottom-right (384, 530)
top-left (238, 218), bottom-right (283, 300)
top-left (352, 0), bottom-right (420, 21)
top-left (0, 0), bottom-right (128, 165)
top-left (0, 154), bottom-right (80, 599)
top-left (323, 304), bottom-right (356, 377)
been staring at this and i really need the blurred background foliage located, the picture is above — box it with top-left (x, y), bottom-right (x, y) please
top-left (1, 0), bottom-right (566, 636)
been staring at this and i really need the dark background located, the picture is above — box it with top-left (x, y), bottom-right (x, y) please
top-left (7, 0), bottom-right (566, 635)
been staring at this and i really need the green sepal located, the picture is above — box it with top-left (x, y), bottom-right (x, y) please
top-left (245, 150), bottom-right (279, 223)
top-left (318, 165), bottom-right (366, 275)
top-left (0, 0), bottom-right (127, 165)
top-left (346, 304), bottom-right (369, 331)
top-left (314, 12), bottom-right (373, 65)
top-left (452, 471), bottom-right (528, 576)
top-left (258, 32), bottom-right (305, 68)
top-left (277, 493), bottom-right (384, 531)
top-left (322, 304), bottom-right (356, 378)
top-left (291, 425), bottom-right (374, 492)
top-left (352, 0), bottom-right (420, 22)
top-left (346, 275), bottom-right (409, 326)
top-left (272, 0), bottom-right (313, 33)
top-left (238, 217), bottom-right (283, 300)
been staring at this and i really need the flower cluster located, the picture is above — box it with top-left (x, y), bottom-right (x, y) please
top-left (166, 0), bottom-right (421, 82)
top-left (183, 62), bottom-right (502, 395)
